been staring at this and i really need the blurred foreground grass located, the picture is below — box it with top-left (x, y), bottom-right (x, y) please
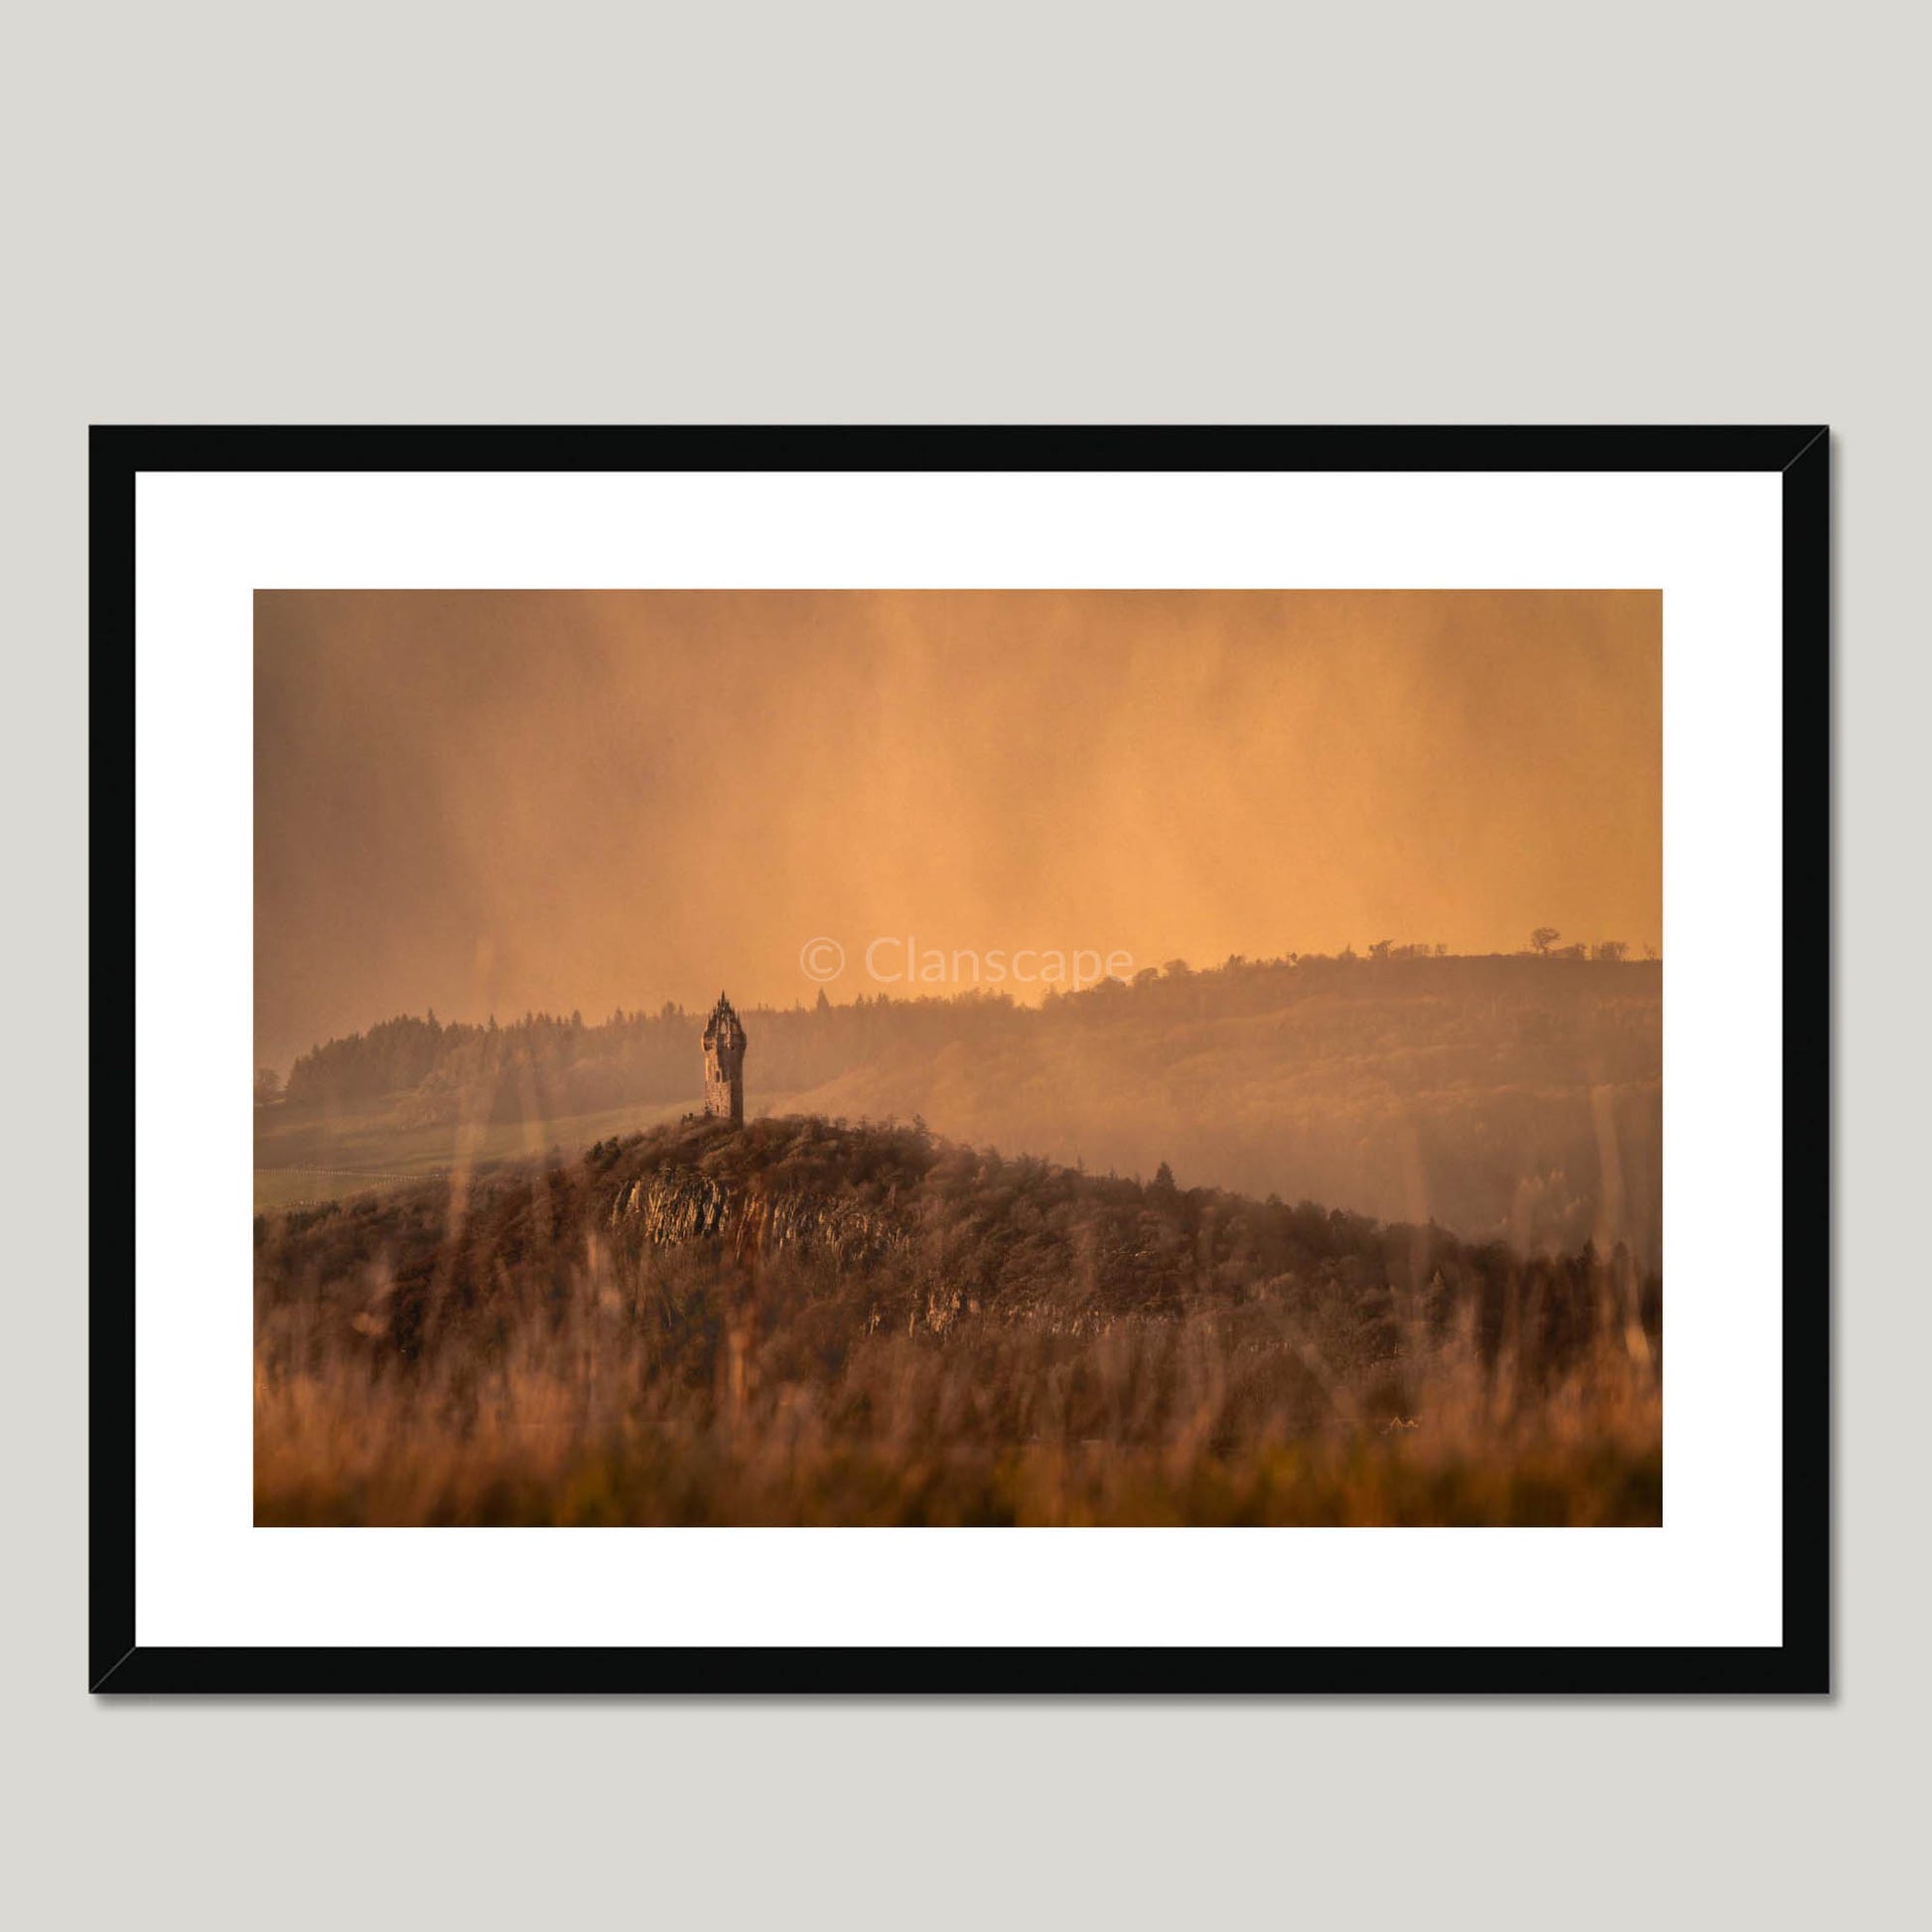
top-left (255, 1117), bottom-right (1661, 1527)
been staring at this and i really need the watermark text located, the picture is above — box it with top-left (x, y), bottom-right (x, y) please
top-left (800, 935), bottom-right (1135, 992)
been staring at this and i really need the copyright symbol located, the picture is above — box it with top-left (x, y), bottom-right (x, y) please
top-left (799, 936), bottom-right (845, 983)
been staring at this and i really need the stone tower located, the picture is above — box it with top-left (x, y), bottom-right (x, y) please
top-left (701, 992), bottom-right (748, 1123)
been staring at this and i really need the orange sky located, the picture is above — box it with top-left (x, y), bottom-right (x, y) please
top-left (255, 589), bottom-right (1660, 1069)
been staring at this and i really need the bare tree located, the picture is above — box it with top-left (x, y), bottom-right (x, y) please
top-left (1531, 927), bottom-right (1561, 956)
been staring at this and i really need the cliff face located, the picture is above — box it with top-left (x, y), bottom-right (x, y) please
top-left (609, 1164), bottom-right (907, 1266)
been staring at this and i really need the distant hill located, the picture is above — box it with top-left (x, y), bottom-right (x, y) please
top-left (273, 953), bottom-right (1661, 1261)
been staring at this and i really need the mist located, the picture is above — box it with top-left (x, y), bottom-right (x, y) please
top-left (255, 589), bottom-right (1660, 1069)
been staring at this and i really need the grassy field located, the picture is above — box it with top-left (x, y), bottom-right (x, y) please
top-left (254, 1114), bottom-right (1662, 1527)
top-left (254, 1094), bottom-right (779, 1208)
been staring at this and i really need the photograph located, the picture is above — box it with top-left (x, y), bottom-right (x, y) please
top-left (253, 586), bottom-right (1664, 1529)
top-left (20, 1), bottom-right (1890, 1909)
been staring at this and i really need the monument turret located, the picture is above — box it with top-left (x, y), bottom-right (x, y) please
top-left (701, 993), bottom-right (748, 1123)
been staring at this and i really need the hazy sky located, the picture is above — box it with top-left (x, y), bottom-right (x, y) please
top-left (255, 589), bottom-right (1660, 1068)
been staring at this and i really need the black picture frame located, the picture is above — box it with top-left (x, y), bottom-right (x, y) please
top-left (91, 424), bottom-right (1830, 1695)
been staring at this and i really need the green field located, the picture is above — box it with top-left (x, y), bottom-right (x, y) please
top-left (253, 1095), bottom-right (805, 1209)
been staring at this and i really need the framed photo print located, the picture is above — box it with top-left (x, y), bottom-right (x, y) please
top-left (93, 425), bottom-right (1828, 1692)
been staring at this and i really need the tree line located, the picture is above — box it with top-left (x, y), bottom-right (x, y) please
top-left (267, 944), bottom-right (1656, 1123)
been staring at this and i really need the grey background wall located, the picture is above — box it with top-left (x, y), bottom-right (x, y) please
top-left (6, 4), bottom-right (1920, 1925)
